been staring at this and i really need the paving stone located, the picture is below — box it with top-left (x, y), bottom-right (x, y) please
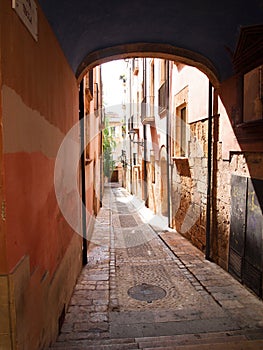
top-left (93, 299), bottom-right (108, 306)
top-left (94, 305), bottom-right (108, 312)
top-left (74, 322), bottom-right (109, 332)
top-left (51, 185), bottom-right (263, 349)
top-left (69, 298), bottom-right (93, 306)
top-left (89, 313), bottom-right (108, 323)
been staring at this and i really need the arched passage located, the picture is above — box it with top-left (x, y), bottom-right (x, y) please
top-left (38, 0), bottom-right (263, 82)
top-left (2, 2), bottom-right (263, 348)
top-left (76, 43), bottom-right (220, 87)
top-left (79, 51), bottom-right (216, 252)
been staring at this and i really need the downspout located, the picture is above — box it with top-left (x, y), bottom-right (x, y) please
top-left (129, 66), bottom-right (133, 194)
top-left (166, 60), bottom-right (171, 227)
top-left (205, 81), bottom-right (213, 260)
top-left (129, 135), bottom-right (132, 194)
top-left (143, 58), bottom-right (148, 205)
top-left (99, 66), bottom-right (103, 207)
top-left (79, 80), bottom-right (88, 265)
top-left (143, 124), bottom-right (147, 205)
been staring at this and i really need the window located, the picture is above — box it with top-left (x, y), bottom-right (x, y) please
top-left (158, 60), bottom-right (168, 118)
top-left (158, 81), bottom-right (167, 117)
top-left (232, 25), bottom-right (263, 143)
top-left (174, 105), bottom-right (187, 157)
top-left (243, 65), bottom-right (263, 122)
top-left (128, 115), bottom-right (134, 131)
top-left (180, 107), bottom-right (187, 156)
top-left (94, 83), bottom-right (99, 117)
top-left (172, 86), bottom-right (189, 158)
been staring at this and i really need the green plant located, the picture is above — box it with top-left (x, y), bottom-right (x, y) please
top-left (103, 118), bottom-right (116, 179)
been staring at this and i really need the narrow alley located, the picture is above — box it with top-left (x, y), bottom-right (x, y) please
top-left (51, 184), bottom-right (263, 350)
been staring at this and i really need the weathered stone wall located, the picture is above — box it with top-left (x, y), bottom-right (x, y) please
top-left (171, 119), bottom-right (208, 252)
top-left (170, 113), bottom-right (263, 272)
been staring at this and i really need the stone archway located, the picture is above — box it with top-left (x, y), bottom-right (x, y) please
top-left (76, 43), bottom-right (219, 88)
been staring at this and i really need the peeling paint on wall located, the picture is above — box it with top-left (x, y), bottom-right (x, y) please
top-left (2, 85), bottom-right (65, 158)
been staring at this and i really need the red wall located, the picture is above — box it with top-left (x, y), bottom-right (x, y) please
top-left (0, 0), bottom-right (79, 276)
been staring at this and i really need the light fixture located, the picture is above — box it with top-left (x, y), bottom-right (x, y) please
top-left (128, 129), bottom-right (136, 141)
top-left (128, 129), bottom-right (144, 146)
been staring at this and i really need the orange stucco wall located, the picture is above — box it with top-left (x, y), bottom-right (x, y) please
top-left (0, 0), bottom-right (79, 275)
top-left (0, 1), bottom-right (82, 347)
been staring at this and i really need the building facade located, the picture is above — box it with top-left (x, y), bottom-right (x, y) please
top-left (0, 1), bottom-right (103, 345)
top-left (120, 53), bottom-right (263, 300)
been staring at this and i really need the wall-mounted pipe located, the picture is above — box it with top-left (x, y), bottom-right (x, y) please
top-left (143, 58), bottom-right (148, 205)
top-left (205, 81), bottom-right (213, 260)
top-left (79, 80), bottom-right (88, 265)
top-left (166, 60), bottom-right (171, 227)
top-left (143, 124), bottom-right (148, 205)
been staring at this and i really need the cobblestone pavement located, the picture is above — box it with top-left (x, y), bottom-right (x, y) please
top-left (52, 184), bottom-right (263, 348)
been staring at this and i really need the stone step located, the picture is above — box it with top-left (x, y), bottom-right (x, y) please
top-left (51, 343), bottom-right (138, 350)
top-left (51, 336), bottom-right (139, 349)
top-left (53, 337), bottom-right (135, 346)
top-left (51, 329), bottom-right (263, 349)
top-left (135, 329), bottom-right (263, 344)
top-left (137, 335), bottom-right (247, 348)
top-left (143, 339), bottom-right (263, 350)
top-left (51, 338), bottom-right (263, 350)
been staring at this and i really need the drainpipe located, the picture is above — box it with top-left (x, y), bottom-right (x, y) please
top-left (166, 60), bottom-right (171, 227)
top-left (205, 81), bottom-right (213, 260)
top-left (143, 124), bottom-right (147, 206)
top-left (79, 80), bottom-right (88, 265)
top-left (143, 58), bottom-right (148, 205)
top-left (129, 134), bottom-right (132, 194)
top-left (129, 66), bottom-right (133, 194)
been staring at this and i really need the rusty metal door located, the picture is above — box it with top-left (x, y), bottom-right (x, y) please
top-left (229, 175), bottom-right (263, 298)
top-left (229, 175), bottom-right (247, 280)
top-left (243, 178), bottom-right (263, 297)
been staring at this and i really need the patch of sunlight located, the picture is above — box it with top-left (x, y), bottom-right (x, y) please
top-left (116, 196), bottom-right (133, 203)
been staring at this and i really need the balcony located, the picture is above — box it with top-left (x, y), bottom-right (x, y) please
top-left (141, 96), bottom-right (155, 125)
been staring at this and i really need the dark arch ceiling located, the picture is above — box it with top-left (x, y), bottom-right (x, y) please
top-left (38, 0), bottom-right (263, 81)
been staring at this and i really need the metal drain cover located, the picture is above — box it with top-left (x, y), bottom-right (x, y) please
top-left (128, 283), bottom-right (166, 303)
